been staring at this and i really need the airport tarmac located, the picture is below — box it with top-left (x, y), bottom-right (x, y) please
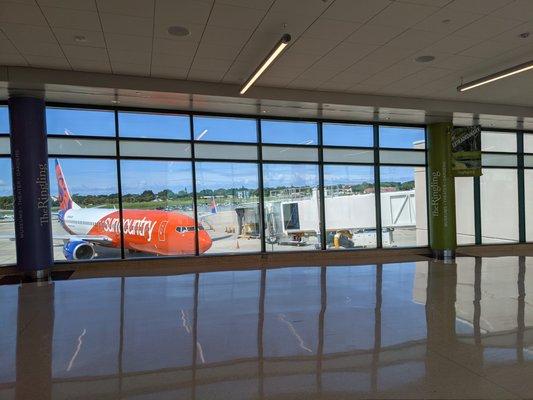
top-left (0, 211), bottom-right (423, 266)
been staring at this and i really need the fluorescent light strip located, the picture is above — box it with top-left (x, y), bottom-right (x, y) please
top-left (458, 60), bottom-right (533, 92)
top-left (240, 34), bottom-right (291, 95)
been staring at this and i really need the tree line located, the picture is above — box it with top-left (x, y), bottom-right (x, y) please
top-left (0, 181), bottom-right (415, 210)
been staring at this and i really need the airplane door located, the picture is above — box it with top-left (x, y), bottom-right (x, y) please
top-left (158, 221), bottom-right (168, 242)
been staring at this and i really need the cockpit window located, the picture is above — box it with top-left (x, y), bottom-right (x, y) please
top-left (176, 226), bottom-right (196, 233)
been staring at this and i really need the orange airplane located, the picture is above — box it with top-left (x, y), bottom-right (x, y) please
top-left (54, 160), bottom-right (213, 260)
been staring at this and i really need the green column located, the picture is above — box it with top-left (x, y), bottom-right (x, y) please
top-left (427, 122), bottom-right (456, 259)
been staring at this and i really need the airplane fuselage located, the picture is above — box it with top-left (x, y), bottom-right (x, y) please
top-left (60, 207), bottom-right (212, 255)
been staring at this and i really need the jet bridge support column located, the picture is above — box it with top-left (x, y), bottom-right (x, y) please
top-left (427, 122), bottom-right (457, 261)
top-left (9, 96), bottom-right (53, 279)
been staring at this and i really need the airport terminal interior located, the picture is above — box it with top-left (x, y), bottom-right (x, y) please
top-left (2, 0), bottom-right (533, 398)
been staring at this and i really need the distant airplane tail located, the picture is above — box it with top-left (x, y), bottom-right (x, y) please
top-left (210, 197), bottom-right (217, 214)
top-left (55, 159), bottom-right (80, 211)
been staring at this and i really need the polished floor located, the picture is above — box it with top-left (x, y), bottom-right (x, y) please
top-left (1, 256), bottom-right (532, 399)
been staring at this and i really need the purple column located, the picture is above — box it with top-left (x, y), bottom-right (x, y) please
top-left (9, 97), bottom-right (53, 278)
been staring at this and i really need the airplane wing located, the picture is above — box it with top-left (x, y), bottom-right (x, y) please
top-left (0, 233), bottom-right (113, 244)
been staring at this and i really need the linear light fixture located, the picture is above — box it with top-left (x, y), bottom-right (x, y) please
top-left (457, 59), bottom-right (533, 92)
top-left (240, 34), bottom-right (291, 95)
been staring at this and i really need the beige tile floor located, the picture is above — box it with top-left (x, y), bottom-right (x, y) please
top-left (1, 256), bottom-right (532, 399)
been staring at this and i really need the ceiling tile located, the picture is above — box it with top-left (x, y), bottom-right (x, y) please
top-left (290, 36), bottom-right (340, 56)
top-left (69, 58), bottom-right (111, 73)
top-left (443, 0), bottom-right (514, 15)
top-left (255, 11), bottom-right (316, 38)
top-left (37, 0), bottom-right (96, 11)
top-left (453, 16), bottom-right (522, 39)
top-left (0, 52), bottom-right (27, 65)
top-left (459, 39), bottom-right (521, 58)
top-left (287, 77), bottom-right (321, 90)
top-left (268, 0), bottom-right (330, 17)
top-left (0, 2), bottom-right (47, 25)
top-left (386, 29), bottom-right (446, 50)
top-left (312, 42), bottom-right (379, 71)
top-left (345, 24), bottom-right (405, 46)
top-left (493, 0), bottom-right (533, 22)
top-left (217, 0), bottom-right (274, 10)
top-left (0, 35), bottom-right (19, 54)
top-left (208, 3), bottom-right (265, 30)
top-left (25, 55), bottom-right (70, 69)
top-left (370, 2), bottom-right (440, 28)
top-left (414, 8), bottom-right (484, 33)
top-left (274, 50), bottom-right (321, 70)
top-left (195, 42), bottom-right (242, 61)
top-left (105, 33), bottom-right (152, 52)
top-left (432, 54), bottom-right (486, 71)
top-left (112, 62), bottom-right (150, 76)
top-left (422, 35), bottom-right (483, 54)
top-left (155, 0), bottom-right (212, 26)
top-left (191, 57), bottom-right (232, 72)
top-left (303, 18), bottom-right (360, 41)
top-left (323, 0), bottom-right (392, 23)
top-left (53, 28), bottom-right (105, 48)
top-left (42, 7), bottom-right (101, 30)
top-left (152, 38), bottom-right (197, 56)
top-left (109, 49), bottom-right (151, 65)
top-left (317, 80), bottom-right (351, 91)
top-left (151, 52), bottom-right (194, 69)
top-left (150, 65), bottom-right (188, 79)
top-left (61, 44), bottom-right (108, 62)
top-left (96, 0), bottom-right (154, 18)
top-left (202, 25), bottom-right (252, 47)
top-left (0, 23), bottom-right (56, 43)
top-left (100, 13), bottom-right (153, 37)
top-left (294, 66), bottom-right (341, 82)
top-left (17, 41), bottom-right (64, 57)
top-left (153, 22), bottom-right (204, 43)
top-left (188, 69), bottom-right (225, 82)
top-left (397, 0), bottom-right (450, 6)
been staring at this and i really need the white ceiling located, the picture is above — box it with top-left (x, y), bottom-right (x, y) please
top-left (1, 0), bottom-right (533, 106)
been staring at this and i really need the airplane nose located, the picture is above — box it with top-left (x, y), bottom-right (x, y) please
top-left (198, 231), bottom-right (212, 253)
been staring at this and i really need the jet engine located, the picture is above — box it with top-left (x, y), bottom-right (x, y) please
top-left (63, 240), bottom-right (96, 261)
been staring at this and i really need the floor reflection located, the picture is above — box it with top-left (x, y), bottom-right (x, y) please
top-left (1, 257), bottom-right (532, 399)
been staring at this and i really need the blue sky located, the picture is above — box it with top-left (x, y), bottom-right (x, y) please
top-left (0, 107), bottom-right (8, 133)
top-left (45, 107), bottom-right (424, 149)
top-left (0, 109), bottom-right (423, 196)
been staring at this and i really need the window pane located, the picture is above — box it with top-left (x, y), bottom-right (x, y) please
top-left (481, 168), bottom-right (518, 243)
top-left (119, 112), bottom-right (189, 140)
top-left (379, 149), bottom-right (425, 165)
top-left (525, 170), bottom-right (533, 242)
top-left (121, 160), bottom-right (195, 257)
top-left (195, 162), bottom-right (260, 254)
top-left (46, 108), bottom-right (115, 136)
top-left (323, 148), bottom-right (373, 163)
top-left (0, 137), bottom-right (9, 155)
top-left (194, 116), bottom-right (257, 142)
top-left (322, 123), bottom-right (373, 147)
top-left (380, 166), bottom-right (427, 247)
top-left (324, 165), bottom-right (376, 249)
top-left (524, 133), bottom-right (533, 153)
top-left (0, 106), bottom-right (8, 133)
top-left (120, 140), bottom-right (191, 158)
top-left (194, 143), bottom-right (257, 160)
top-left (481, 131), bottom-right (516, 152)
top-left (261, 120), bottom-right (317, 145)
top-left (48, 138), bottom-right (116, 156)
top-left (0, 158), bottom-right (15, 266)
top-left (49, 158), bottom-right (121, 262)
top-left (455, 177), bottom-right (475, 245)
top-left (262, 145), bottom-right (318, 162)
top-left (525, 155), bottom-right (533, 168)
top-left (481, 153), bottom-right (517, 167)
top-left (263, 163), bottom-right (320, 251)
top-left (379, 126), bottom-right (425, 149)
